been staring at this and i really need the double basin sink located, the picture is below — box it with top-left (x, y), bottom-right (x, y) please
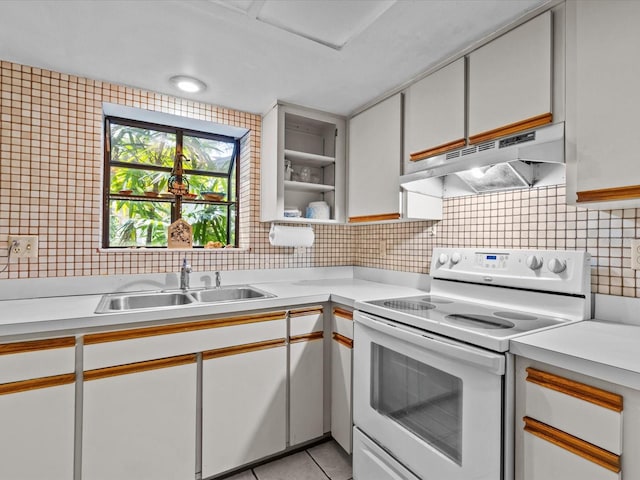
top-left (95, 285), bottom-right (275, 314)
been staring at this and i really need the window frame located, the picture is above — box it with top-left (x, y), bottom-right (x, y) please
top-left (102, 116), bottom-right (240, 249)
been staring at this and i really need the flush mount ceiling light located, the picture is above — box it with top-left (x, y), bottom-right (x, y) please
top-left (169, 75), bottom-right (207, 93)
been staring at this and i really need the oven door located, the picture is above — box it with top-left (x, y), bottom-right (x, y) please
top-left (354, 311), bottom-right (506, 480)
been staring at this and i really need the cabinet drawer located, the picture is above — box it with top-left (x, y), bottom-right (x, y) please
top-left (524, 419), bottom-right (621, 480)
top-left (290, 307), bottom-right (323, 337)
top-left (525, 368), bottom-right (623, 454)
top-left (332, 307), bottom-right (353, 339)
top-left (0, 337), bottom-right (76, 384)
top-left (84, 312), bottom-right (286, 370)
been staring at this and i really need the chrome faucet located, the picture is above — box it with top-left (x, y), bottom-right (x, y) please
top-left (215, 271), bottom-right (222, 289)
top-left (180, 258), bottom-right (192, 291)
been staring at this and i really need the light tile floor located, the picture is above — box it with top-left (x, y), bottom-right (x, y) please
top-left (225, 440), bottom-right (352, 480)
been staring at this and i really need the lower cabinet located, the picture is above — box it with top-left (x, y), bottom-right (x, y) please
top-left (515, 358), bottom-right (634, 480)
top-left (0, 337), bottom-right (76, 480)
top-left (331, 306), bottom-right (354, 454)
top-left (82, 356), bottom-right (198, 480)
top-left (0, 303), bottom-right (353, 478)
top-left (289, 306), bottom-right (325, 446)
top-left (202, 341), bottom-right (287, 477)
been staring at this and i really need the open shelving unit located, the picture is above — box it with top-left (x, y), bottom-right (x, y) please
top-left (261, 103), bottom-right (345, 223)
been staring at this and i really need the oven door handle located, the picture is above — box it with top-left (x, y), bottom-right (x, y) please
top-left (356, 312), bottom-right (505, 375)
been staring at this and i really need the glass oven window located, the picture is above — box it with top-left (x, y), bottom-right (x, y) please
top-left (371, 343), bottom-right (463, 464)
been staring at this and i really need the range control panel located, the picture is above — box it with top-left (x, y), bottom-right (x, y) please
top-left (430, 248), bottom-right (592, 296)
top-left (476, 253), bottom-right (509, 269)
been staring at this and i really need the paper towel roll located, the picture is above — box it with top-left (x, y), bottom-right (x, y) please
top-left (269, 224), bottom-right (314, 247)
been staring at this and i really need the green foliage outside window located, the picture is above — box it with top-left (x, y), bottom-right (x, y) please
top-left (105, 118), bottom-right (238, 248)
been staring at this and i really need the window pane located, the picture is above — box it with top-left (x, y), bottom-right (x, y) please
top-left (188, 174), bottom-right (228, 200)
top-left (183, 135), bottom-right (235, 173)
top-left (110, 123), bottom-right (176, 168)
top-left (109, 200), bottom-right (171, 247)
top-left (229, 204), bottom-right (236, 245)
top-left (229, 163), bottom-right (236, 201)
top-left (182, 204), bottom-right (229, 246)
top-left (110, 166), bottom-right (170, 195)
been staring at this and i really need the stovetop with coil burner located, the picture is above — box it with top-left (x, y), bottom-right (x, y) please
top-left (356, 248), bottom-right (592, 352)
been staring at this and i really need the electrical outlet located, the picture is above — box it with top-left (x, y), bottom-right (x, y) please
top-left (379, 239), bottom-right (387, 258)
top-left (8, 236), bottom-right (38, 258)
top-left (631, 239), bottom-right (640, 270)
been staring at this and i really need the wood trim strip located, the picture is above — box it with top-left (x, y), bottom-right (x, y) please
top-left (349, 213), bottom-right (401, 223)
top-left (577, 185), bottom-right (640, 203)
top-left (84, 311), bottom-right (287, 345)
top-left (84, 354), bottom-right (196, 381)
top-left (526, 368), bottom-right (623, 412)
top-left (290, 332), bottom-right (324, 344)
top-left (523, 416), bottom-right (621, 473)
top-left (409, 138), bottom-right (466, 162)
top-left (468, 112), bottom-right (553, 145)
top-left (0, 373), bottom-right (76, 395)
top-left (332, 332), bottom-right (353, 349)
top-left (202, 338), bottom-right (286, 360)
top-left (289, 306), bottom-right (323, 318)
top-left (333, 307), bottom-right (353, 320)
top-left (0, 337), bottom-right (76, 356)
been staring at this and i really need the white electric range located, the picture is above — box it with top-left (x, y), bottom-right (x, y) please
top-left (352, 247), bottom-right (592, 480)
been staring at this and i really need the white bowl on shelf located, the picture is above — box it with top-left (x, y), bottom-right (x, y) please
top-left (306, 201), bottom-right (330, 220)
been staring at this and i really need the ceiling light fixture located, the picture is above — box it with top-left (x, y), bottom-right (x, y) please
top-left (169, 75), bottom-right (207, 93)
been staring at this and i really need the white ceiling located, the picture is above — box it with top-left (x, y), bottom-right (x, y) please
top-left (0, 0), bottom-right (550, 116)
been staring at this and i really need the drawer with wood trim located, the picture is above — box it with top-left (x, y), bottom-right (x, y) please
top-left (84, 311), bottom-right (287, 370)
top-left (289, 306), bottom-right (323, 338)
top-left (0, 337), bottom-right (76, 384)
top-left (332, 306), bottom-right (353, 340)
top-left (525, 367), bottom-right (623, 454)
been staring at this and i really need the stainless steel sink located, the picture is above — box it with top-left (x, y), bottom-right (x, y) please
top-left (95, 285), bottom-right (274, 313)
top-left (190, 286), bottom-right (274, 303)
top-left (95, 291), bottom-right (195, 313)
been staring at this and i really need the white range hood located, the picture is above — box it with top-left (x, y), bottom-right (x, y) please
top-left (401, 122), bottom-right (565, 197)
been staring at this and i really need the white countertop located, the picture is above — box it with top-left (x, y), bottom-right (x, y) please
top-left (510, 319), bottom-right (640, 390)
top-left (0, 276), bottom-right (424, 340)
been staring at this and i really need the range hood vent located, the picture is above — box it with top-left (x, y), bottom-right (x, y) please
top-left (401, 122), bottom-right (565, 198)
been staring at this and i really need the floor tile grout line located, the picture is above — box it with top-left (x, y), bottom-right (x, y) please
top-left (249, 467), bottom-right (259, 480)
top-left (305, 449), bottom-right (332, 480)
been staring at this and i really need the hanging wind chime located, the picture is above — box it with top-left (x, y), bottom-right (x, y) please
top-left (168, 153), bottom-right (190, 197)
top-left (167, 153), bottom-right (193, 248)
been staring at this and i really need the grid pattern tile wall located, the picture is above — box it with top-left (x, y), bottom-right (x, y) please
top-left (1, 60), bottom-right (637, 297)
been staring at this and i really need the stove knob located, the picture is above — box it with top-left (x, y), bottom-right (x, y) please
top-left (438, 253), bottom-right (449, 265)
top-left (548, 258), bottom-right (567, 274)
top-left (526, 255), bottom-right (543, 270)
top-left (451, 252), bottom-right (462, 265)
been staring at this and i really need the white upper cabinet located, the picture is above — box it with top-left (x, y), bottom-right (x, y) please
top-left (261, 103), bottom-right (346, 223)
top-left (404, 58), bottom-right (465, 166)
top-left (566, 0), bottom-right (640, 208)
top-left (468, 11), bottom-right (553, 144)
top-left (348, 94), bottom-right (402, 222)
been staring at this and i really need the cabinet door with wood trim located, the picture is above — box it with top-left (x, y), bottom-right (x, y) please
top-left (516, 360), bottom-right (624, 480)
top-left (82, 355), bottom-right (197, 480)
top-left (404, 58), bottom-right (465, 167)
top-left (566, 0), bottom-right (640, 207)
top-left (0, 337), bottom-right (76, 480)
top-left (289, 306), bottom-right (325, 445)
top-left (348, 94), bottom-right (402, 223)
top-left (468, 11), bottom-right (552, 144)
top-left (202, 330), bottom-right (287, 477)
top-left (331, 306), bottom-right (353, 453)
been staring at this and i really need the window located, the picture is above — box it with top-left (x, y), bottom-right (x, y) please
top-left (104, 117), bottom-right (238, 248)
